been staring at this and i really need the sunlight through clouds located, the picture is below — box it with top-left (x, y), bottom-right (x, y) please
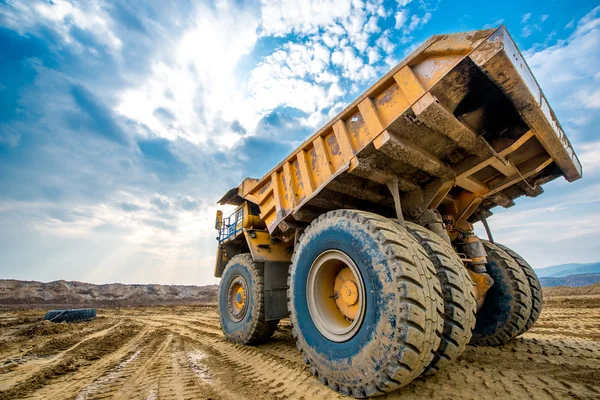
top-left (1, 0), bottom-right (599, 284)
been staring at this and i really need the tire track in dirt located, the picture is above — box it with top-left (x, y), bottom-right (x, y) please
top-left (141, 314), bottom-right (305, 366)
top-left (156, 337), bottom-right (220, 400)
top-left (1, 302), bottom-right (599, 399)
top-left (72, 330), bottom-right (172, 400)
top-left (0, 320), bottom-right (122, 392)
top-left (133, 314), bottom-right (344, 399)
top-left (0, 321), bottom-right (144, 400)
top-left (0, 317), bottom-right (118, 375)
top-left (131, 309), bottom-right (600, 400)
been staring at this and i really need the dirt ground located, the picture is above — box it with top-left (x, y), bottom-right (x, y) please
top-left (1, 294), bottom-right (599, 400)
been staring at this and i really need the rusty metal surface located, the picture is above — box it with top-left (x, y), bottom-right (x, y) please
top-left (228, 26), bottom-right (581, 234)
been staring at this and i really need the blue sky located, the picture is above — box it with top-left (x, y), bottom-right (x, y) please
top-left (0, 0), bottom-right (599, 285)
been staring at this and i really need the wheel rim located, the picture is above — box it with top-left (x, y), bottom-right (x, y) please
top-left (306, 250), bottom-right (366, 342)
top-left (227, 275), bottom-right (248, 322)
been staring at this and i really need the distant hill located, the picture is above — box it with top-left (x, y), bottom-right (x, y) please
top-left (0, 279), bottom-right (217, 307)
top-left (539, 273), bottom-right (600, 288)
top-left (544, 282), bottom-right (600, 296)
top-left (535, 262), bottom-right (600, 278)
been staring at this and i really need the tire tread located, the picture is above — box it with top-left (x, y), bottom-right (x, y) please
top-left (288, 210), bottom-right (443, 397)
top-left (219, 254), bottom-right (278, 344)
top-left (404, 222), bottom-right (477, 374)
top-left (495, 243), bottom-right (543, 334)
top-left (470, 241), bottom-right (533, 346)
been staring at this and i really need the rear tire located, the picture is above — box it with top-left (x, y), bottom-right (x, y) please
top-left (495, 243), bottom-right (543, 335)
top-left (404, 222), bottom-right (477, 374)
top-left (219, 254), bottom-right (278, 344)
top-left (288, 210), bottom-right (443, 398)
top-left (470, 241), bottom-right (532, 346)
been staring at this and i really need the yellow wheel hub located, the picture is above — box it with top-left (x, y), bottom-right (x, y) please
top-left (306, 250), bottom-right (366, 342)
top-left (227, 276), bottom-right (249, 321)
top-left (234, 286), bottom-right (246, 310)
top-left (334, 267), bottom-right (360, 320)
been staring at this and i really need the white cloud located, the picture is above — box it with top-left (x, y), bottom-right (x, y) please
top-left (321, 32), bottom-right (340, 48)
top-left (376, 33), bottom-right (395, 53)
top-left (258, 0), bottom-right (393, 56)
top-left (575, 6), bottom-right (600, 35)
top-left (366, 0), bottom-right (387, 17)
top-left (258, 0), bottom-right (353, 37)
top-left (115, 0), bottom-right (400, 150)
top-left (2, 0), bottom-right (122, 53)
top-left (116, 3), bottom-right (260, 147)
top-left (395, 10), bottom-right (408, 29)
top-left (367, 48), bottom-right (381, 64)
top-left (484, 19), bottom-right (505, 29)
top-left (578, 141), bottom-right (600, 172)
top-left (364, 16), bottom-right (380, 33)
top-left (246, 42), bottom-right (345, 116)
top-left (521, 12), bottom-right (550, 37)
top-left (408, 12), bottom-right (431, 32)
top-left (525, 6), bottom-right (600, 137)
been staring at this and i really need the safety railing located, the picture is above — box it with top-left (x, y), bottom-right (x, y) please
top-left (217, 207), bottom-right (243, 243)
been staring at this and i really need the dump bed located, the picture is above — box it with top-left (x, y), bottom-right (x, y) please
top-left (223, 27), bottom-right (582, 234)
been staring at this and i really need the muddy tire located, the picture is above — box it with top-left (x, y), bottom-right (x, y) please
top-left (44, 309), bottom-right (96, 323)
top-left (404, 222), bottom-right (477, 374)
top-left (219, 254), bottom-right (278, 344)
top-left (470, 241), bottom-right (532, 346)
top-left (288, 210), bottom-right (443, 398)
top-left (495, 243), bottom-right (543, 335)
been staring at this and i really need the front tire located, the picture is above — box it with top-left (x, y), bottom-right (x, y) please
top-left (288, 210), bottom-right (443, 398)
top-left (219, 254), bottom-right (278, 344)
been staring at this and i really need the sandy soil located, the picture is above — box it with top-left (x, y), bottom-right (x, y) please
top-left (1, 297), bottom-right (599, 399)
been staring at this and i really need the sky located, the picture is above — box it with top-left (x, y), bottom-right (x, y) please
top-left (0, 0), bottom-right (599, 286)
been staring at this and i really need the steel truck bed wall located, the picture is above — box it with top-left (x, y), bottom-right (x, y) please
top-left (231, 27), bottom-right (582, 234)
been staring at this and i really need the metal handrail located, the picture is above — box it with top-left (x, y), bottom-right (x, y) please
top-left (218, 208), bottom-right (243, 243)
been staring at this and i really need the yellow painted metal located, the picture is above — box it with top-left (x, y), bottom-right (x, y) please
top-left (215, 210), bottom-right (223, 230)
top-left (235, 286), bottom-right (245, 308)
top-left (333, 267), bottom-right (360, 320)
top-left (236, 34), bottom-right (495, 232)
top-left (232, 283), bottom-right (246, 314)
top-left (213, 244), bottom-right (228, 278)
top-left (243, 229), bottom-right (292, 263)
top-left (468, 270), bottom-right (494, 310)
top-left (222, 26), bottom-right (581, 236)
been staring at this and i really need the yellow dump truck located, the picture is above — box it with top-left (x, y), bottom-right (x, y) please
top-left (213, 27), bottom-right (582, 397)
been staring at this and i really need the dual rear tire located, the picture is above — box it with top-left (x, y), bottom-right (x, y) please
top-left (470, 241), bottom-right (542, 346)
top-left (288, 210), bottom-right (476, 397)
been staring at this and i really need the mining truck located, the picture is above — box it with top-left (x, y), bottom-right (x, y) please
top-left (212, 26), bottom-right (582, 397)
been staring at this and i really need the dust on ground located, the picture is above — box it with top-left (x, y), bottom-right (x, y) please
top-left (1, 292), bottom-right (599, 400)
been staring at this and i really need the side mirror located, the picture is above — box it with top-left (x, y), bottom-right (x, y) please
top-left (215, 210), bottom-right (223, 230)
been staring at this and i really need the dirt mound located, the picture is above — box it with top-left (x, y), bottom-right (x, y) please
top-left (544, 282), bottom-right (600, 297)
top-left (0, 279), bottom-right (217, 307)
top-left (16, 321), bottom-right (72, 337)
